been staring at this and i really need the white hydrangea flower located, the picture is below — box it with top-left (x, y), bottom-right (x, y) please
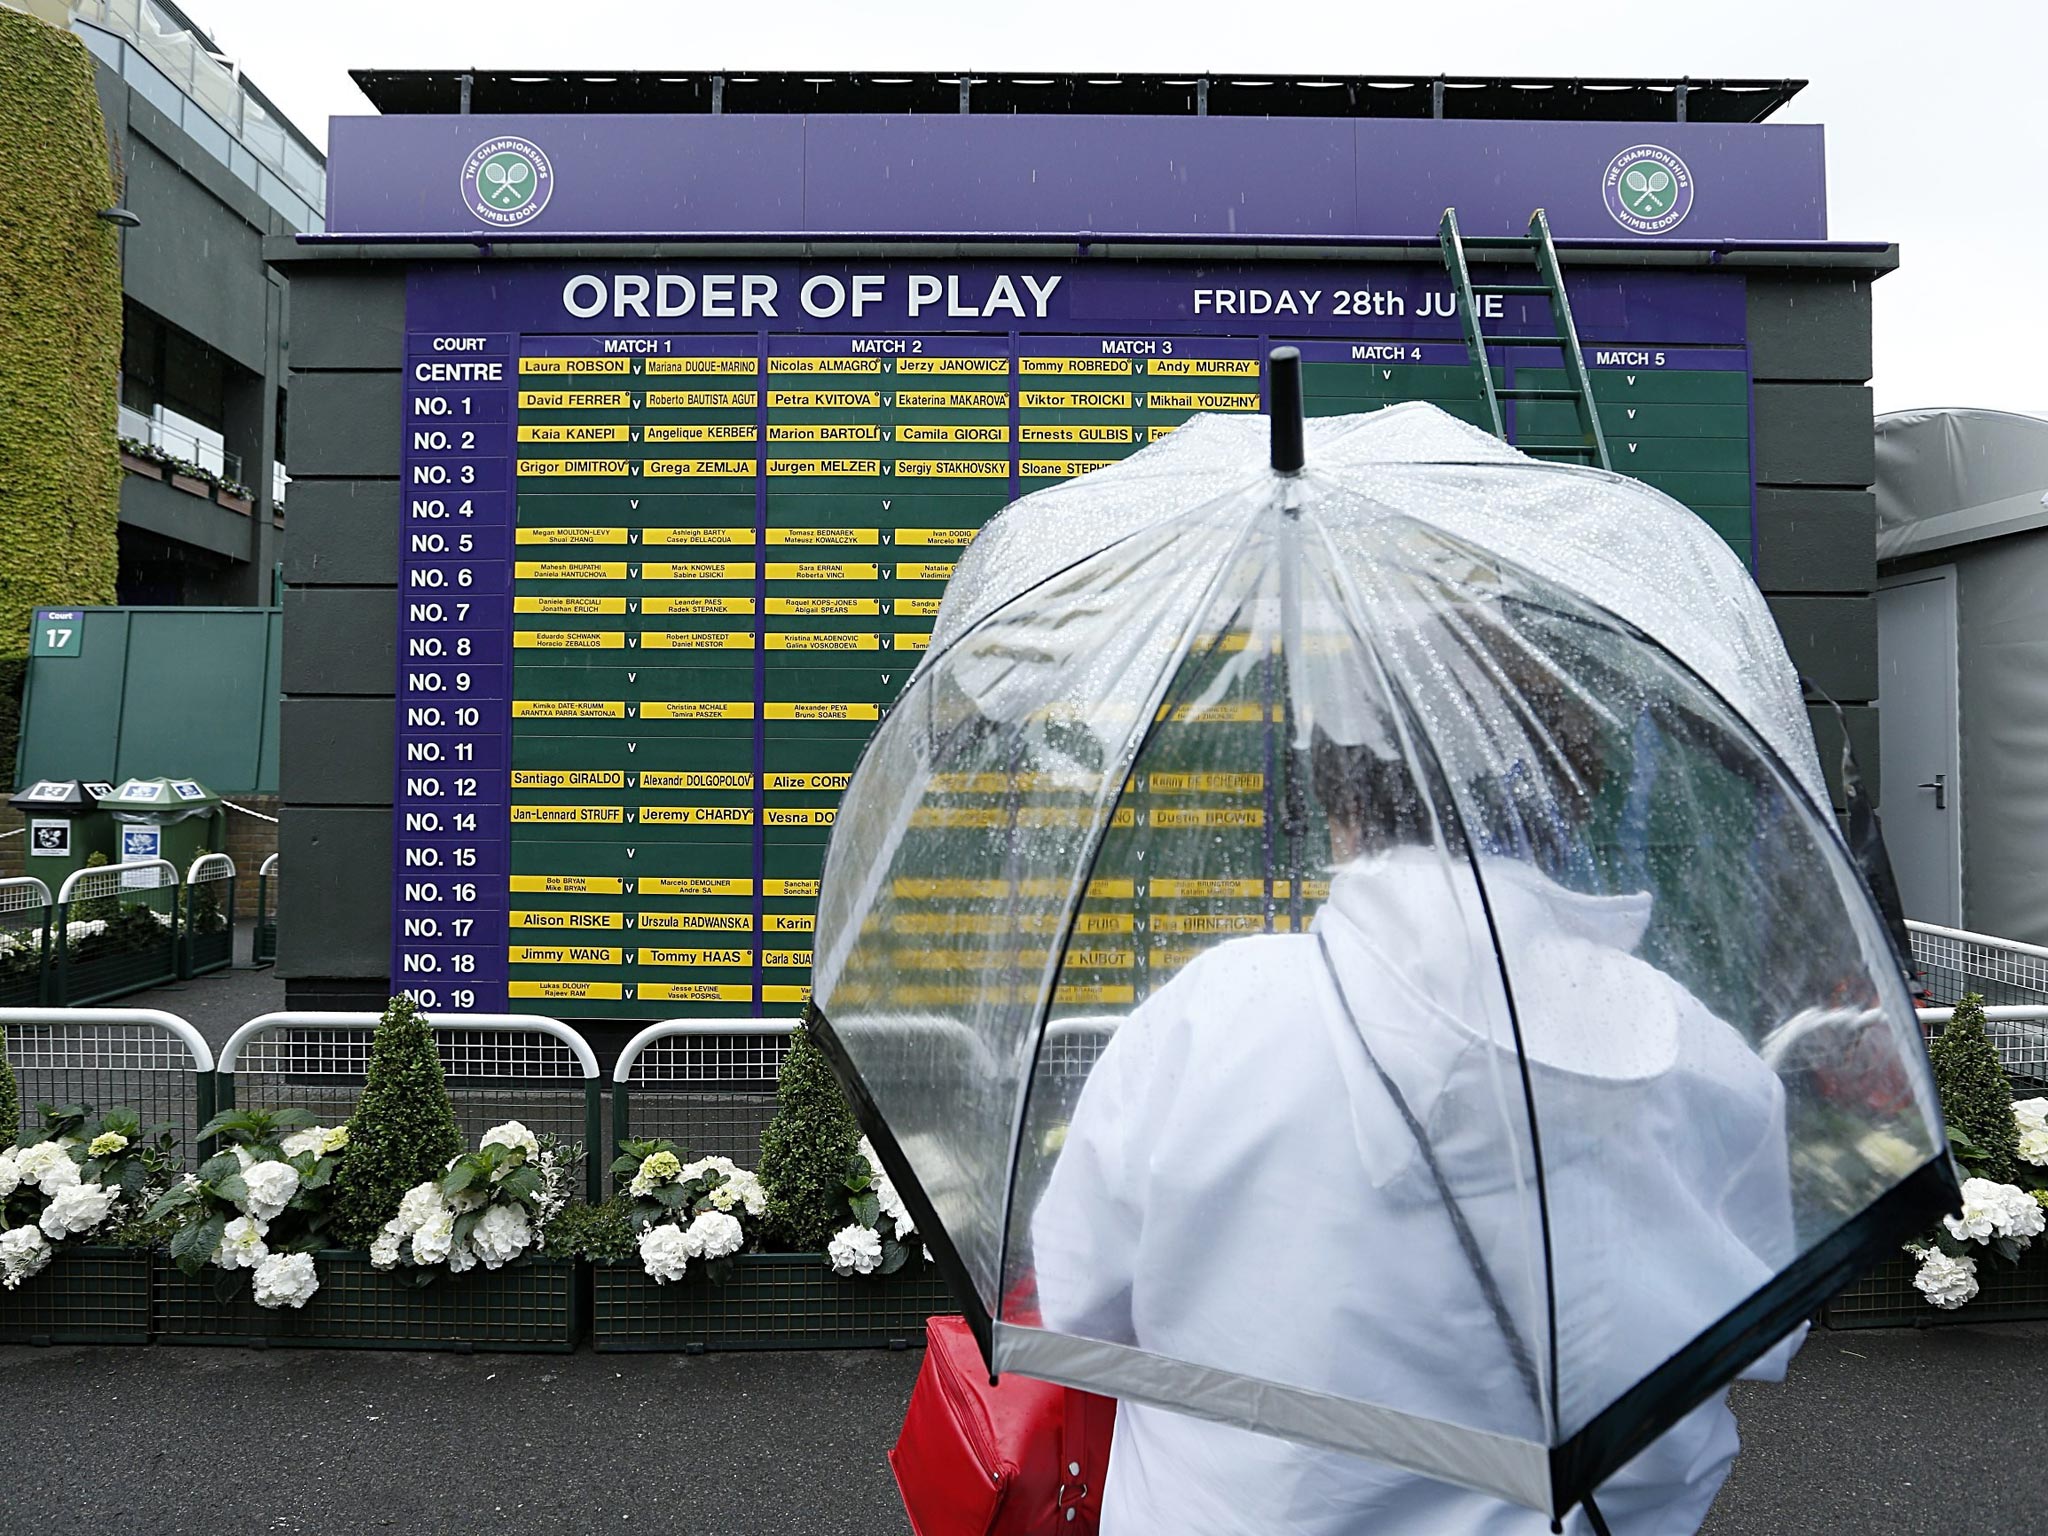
top-left (393, 1181), bottom-right (445, 1236)
top-left (687, 1210), bottom-right (745, 1261)
top-left (215, 1215), bottom-right (270, 1270)
top-left (279, 1126), bottom-right (329, 1160)
top-left (446, 1240), bottom-right (477, 1275)
top-left (239, 1159), bottom-right (301, 1223)
top-left (2014, 1098), bottom-right (2048, 1133)
top-left (638, 1223), bottom-right (694, 1284)
top-left (858, 1137), bottom-right (915, 1237)
top-left (1944, 1180), bottom-right (2005, 1243)
top-left (1945, 1177), bottom-right (2043, 1246)
top-left (1912, 1249), bottom-right (1979, 1309)
top-left (87, 1131), bottom-right (129, 1158)
top-left (828, 1223), bottom-right (883, 1277)
top-left (410, 1209), bottom-right (456, 1265)
top-left (1998, 1183), bottom-right (2046, 1244)
top-left (369, 1228), bottom-right (404, 1270)
top-left (0, 1226), bottom-right (52, 1289)
top-left (38, 1181), bottom-right (118, 1240)
top-left (14, 1141), bottom-right (80, 1195)
top-left (322, 1125), bottom-right (350, 1154)
top-left (480, 1121), bottom-right (539, 1163)
top-left (471, 1203), bottom-right (531, 1270)
top-left (725, 1170), bottom-right (768, 1217)
top-left (252, 1252), bottom-right (320, 1310)
top-left (878, 1180), bottom-right (914, 1239)
top-left (0, 1149), bottom-right (20, 1200)
top-left (2020, 1126), bottom-right (2048, 1169)
top-left (630, 1149), bottom-right (682, 1198)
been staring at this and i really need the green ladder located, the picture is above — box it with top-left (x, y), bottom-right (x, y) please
top-left (1437, 207), bottom-right (1611, 471)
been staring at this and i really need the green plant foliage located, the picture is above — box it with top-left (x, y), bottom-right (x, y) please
top-left (71, 851), bottom-right (116, 924)
top-left (0, 12), bottom-right (120, 734)
top-left (329, 995), bottom-right (464, 1247)
top-left (757, 1022), bottom-right (864, 1251)
top-left (0, 1023), bottom-right (18, 1152)
top-left (1931, 993), bottom-right (2020, 1185)
top-left (545, 1196), bottom-right (636, 1263)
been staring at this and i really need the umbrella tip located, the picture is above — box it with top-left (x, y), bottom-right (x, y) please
top-left (1268, 346), bottom-right (1305, 475)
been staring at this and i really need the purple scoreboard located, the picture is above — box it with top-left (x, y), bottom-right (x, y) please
top-left (392, 257), bottom-right (1754, 1019)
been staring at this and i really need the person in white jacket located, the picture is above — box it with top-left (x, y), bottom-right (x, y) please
top-left (1031, 728), bottom-right (1803, 1536)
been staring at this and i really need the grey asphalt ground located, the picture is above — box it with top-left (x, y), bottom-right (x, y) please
top-left (3, 1323), bottom-right (2044, 1533)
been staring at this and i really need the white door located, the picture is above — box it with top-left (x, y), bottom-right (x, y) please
top-left (1877, 568), bottom-right (1962, 925)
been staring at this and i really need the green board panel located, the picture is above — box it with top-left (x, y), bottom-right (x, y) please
top-left (457, 325), bottom-right (1754, 1023)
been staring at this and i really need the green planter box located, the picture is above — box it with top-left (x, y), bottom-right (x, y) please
top-left (152, 1250), bottom-right (583, 1352)
top-left (1824, 1248), bottom-right (2048, 1329)
top-left (592, 1251), bottom-right (954, 1352)
top-left (0, 1245), bottom-right (151, 1345)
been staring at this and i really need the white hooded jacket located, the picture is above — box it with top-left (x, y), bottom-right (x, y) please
top-left (1031, 848), bottom-right (1802, 1536)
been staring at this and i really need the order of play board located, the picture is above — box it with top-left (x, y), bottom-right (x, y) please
top-left (395, 261), bottom-right (1752, 1019)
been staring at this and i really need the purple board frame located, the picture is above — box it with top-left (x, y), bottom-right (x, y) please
top-left (329, 115), bottom-right (1827, 244)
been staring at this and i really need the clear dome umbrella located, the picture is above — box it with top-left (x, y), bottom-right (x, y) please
top-left (809, 351), bottom-right (1955, 1526)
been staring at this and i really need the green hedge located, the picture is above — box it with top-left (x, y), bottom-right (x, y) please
top-left (0, 11), bottom-right (121, 691)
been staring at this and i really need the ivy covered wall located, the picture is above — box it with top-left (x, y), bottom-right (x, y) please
top-left (0, 10), bottom-right (122, 773)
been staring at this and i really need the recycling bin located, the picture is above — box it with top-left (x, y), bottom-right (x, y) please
top-left (101, 778), bottom-right (234, 979)
top-left (102, 776), bottom-right (226, 874)
top-left (7, 779), bottom-right (118, 884)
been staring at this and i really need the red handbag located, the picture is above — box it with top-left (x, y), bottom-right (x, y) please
top-left (891, 1316), bottom-right (1116, 1535)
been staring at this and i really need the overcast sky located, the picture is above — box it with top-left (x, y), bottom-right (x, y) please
top-left (183, 0), bottom-right (2042, 415)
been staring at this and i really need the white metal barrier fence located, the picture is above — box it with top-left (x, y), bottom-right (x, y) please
top-left (0, 877), bottom-right (54, 1008)
top-left (217, 1011), bottom-right (604, 1197)
top-left (1909, 920), bottom-right (2048, 1087)
top-left (182, 853), bottom-right (237, 979)
top-left (612, 1020), bottom-right (796, 1164)
top-left (0, 1007), bottom-right (217, 1162)
top-left (52, 859), bottom-right (181, 1006)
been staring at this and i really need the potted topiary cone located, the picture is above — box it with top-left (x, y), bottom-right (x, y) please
top-left (0, 1023), bottom-right (18, 1151)
top-left (1931, 992), bottom-right (2022, 1185)
top-left (591, 1018), bottom-right (951, 1352)
top-left (329, 994), bottom-right (464, 1247)
top-left (758, 1021), bottom-right (863, 1253)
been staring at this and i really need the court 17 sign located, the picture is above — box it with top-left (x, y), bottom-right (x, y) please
top-left (1602, 144), bottom-right (1694, 235)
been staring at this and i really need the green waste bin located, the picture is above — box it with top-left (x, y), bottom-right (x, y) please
top-left (103, 777), bottom-right (226, 876)
top-left (8, 779), bottom-right (118, 884)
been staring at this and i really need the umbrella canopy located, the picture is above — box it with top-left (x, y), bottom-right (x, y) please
top-left (809, 364), bottom-right (1954, 1521)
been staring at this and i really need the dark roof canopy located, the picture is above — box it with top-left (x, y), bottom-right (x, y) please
top-left (348, 71), bottom-right (1802, 123)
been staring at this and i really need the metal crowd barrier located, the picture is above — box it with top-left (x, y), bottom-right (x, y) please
top-left (252, 853), bottom-right (278, 967)
top-left (180, 853), bottom-right (237, 980)
top-left (611, 1019), bottom-right (796, 1166)
top-left (0, 1006), bottom-right (216, 1162)
top-left (52, 858), bottom-right (180, 1006)
top-left (0, 877), bottom-right (54, 1007)
top-left (1909, 920), bottom-right (2048, 1089)
top-left (217, 1011), bottom-right (604, 1198)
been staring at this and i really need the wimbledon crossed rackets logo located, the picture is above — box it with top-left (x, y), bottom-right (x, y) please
top-left (461, 136), bottom-right (554, 227)
top-left (481, 151), bottom-right (535, 207)
top-left (1600, 144), bottom-right (1694, 234)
